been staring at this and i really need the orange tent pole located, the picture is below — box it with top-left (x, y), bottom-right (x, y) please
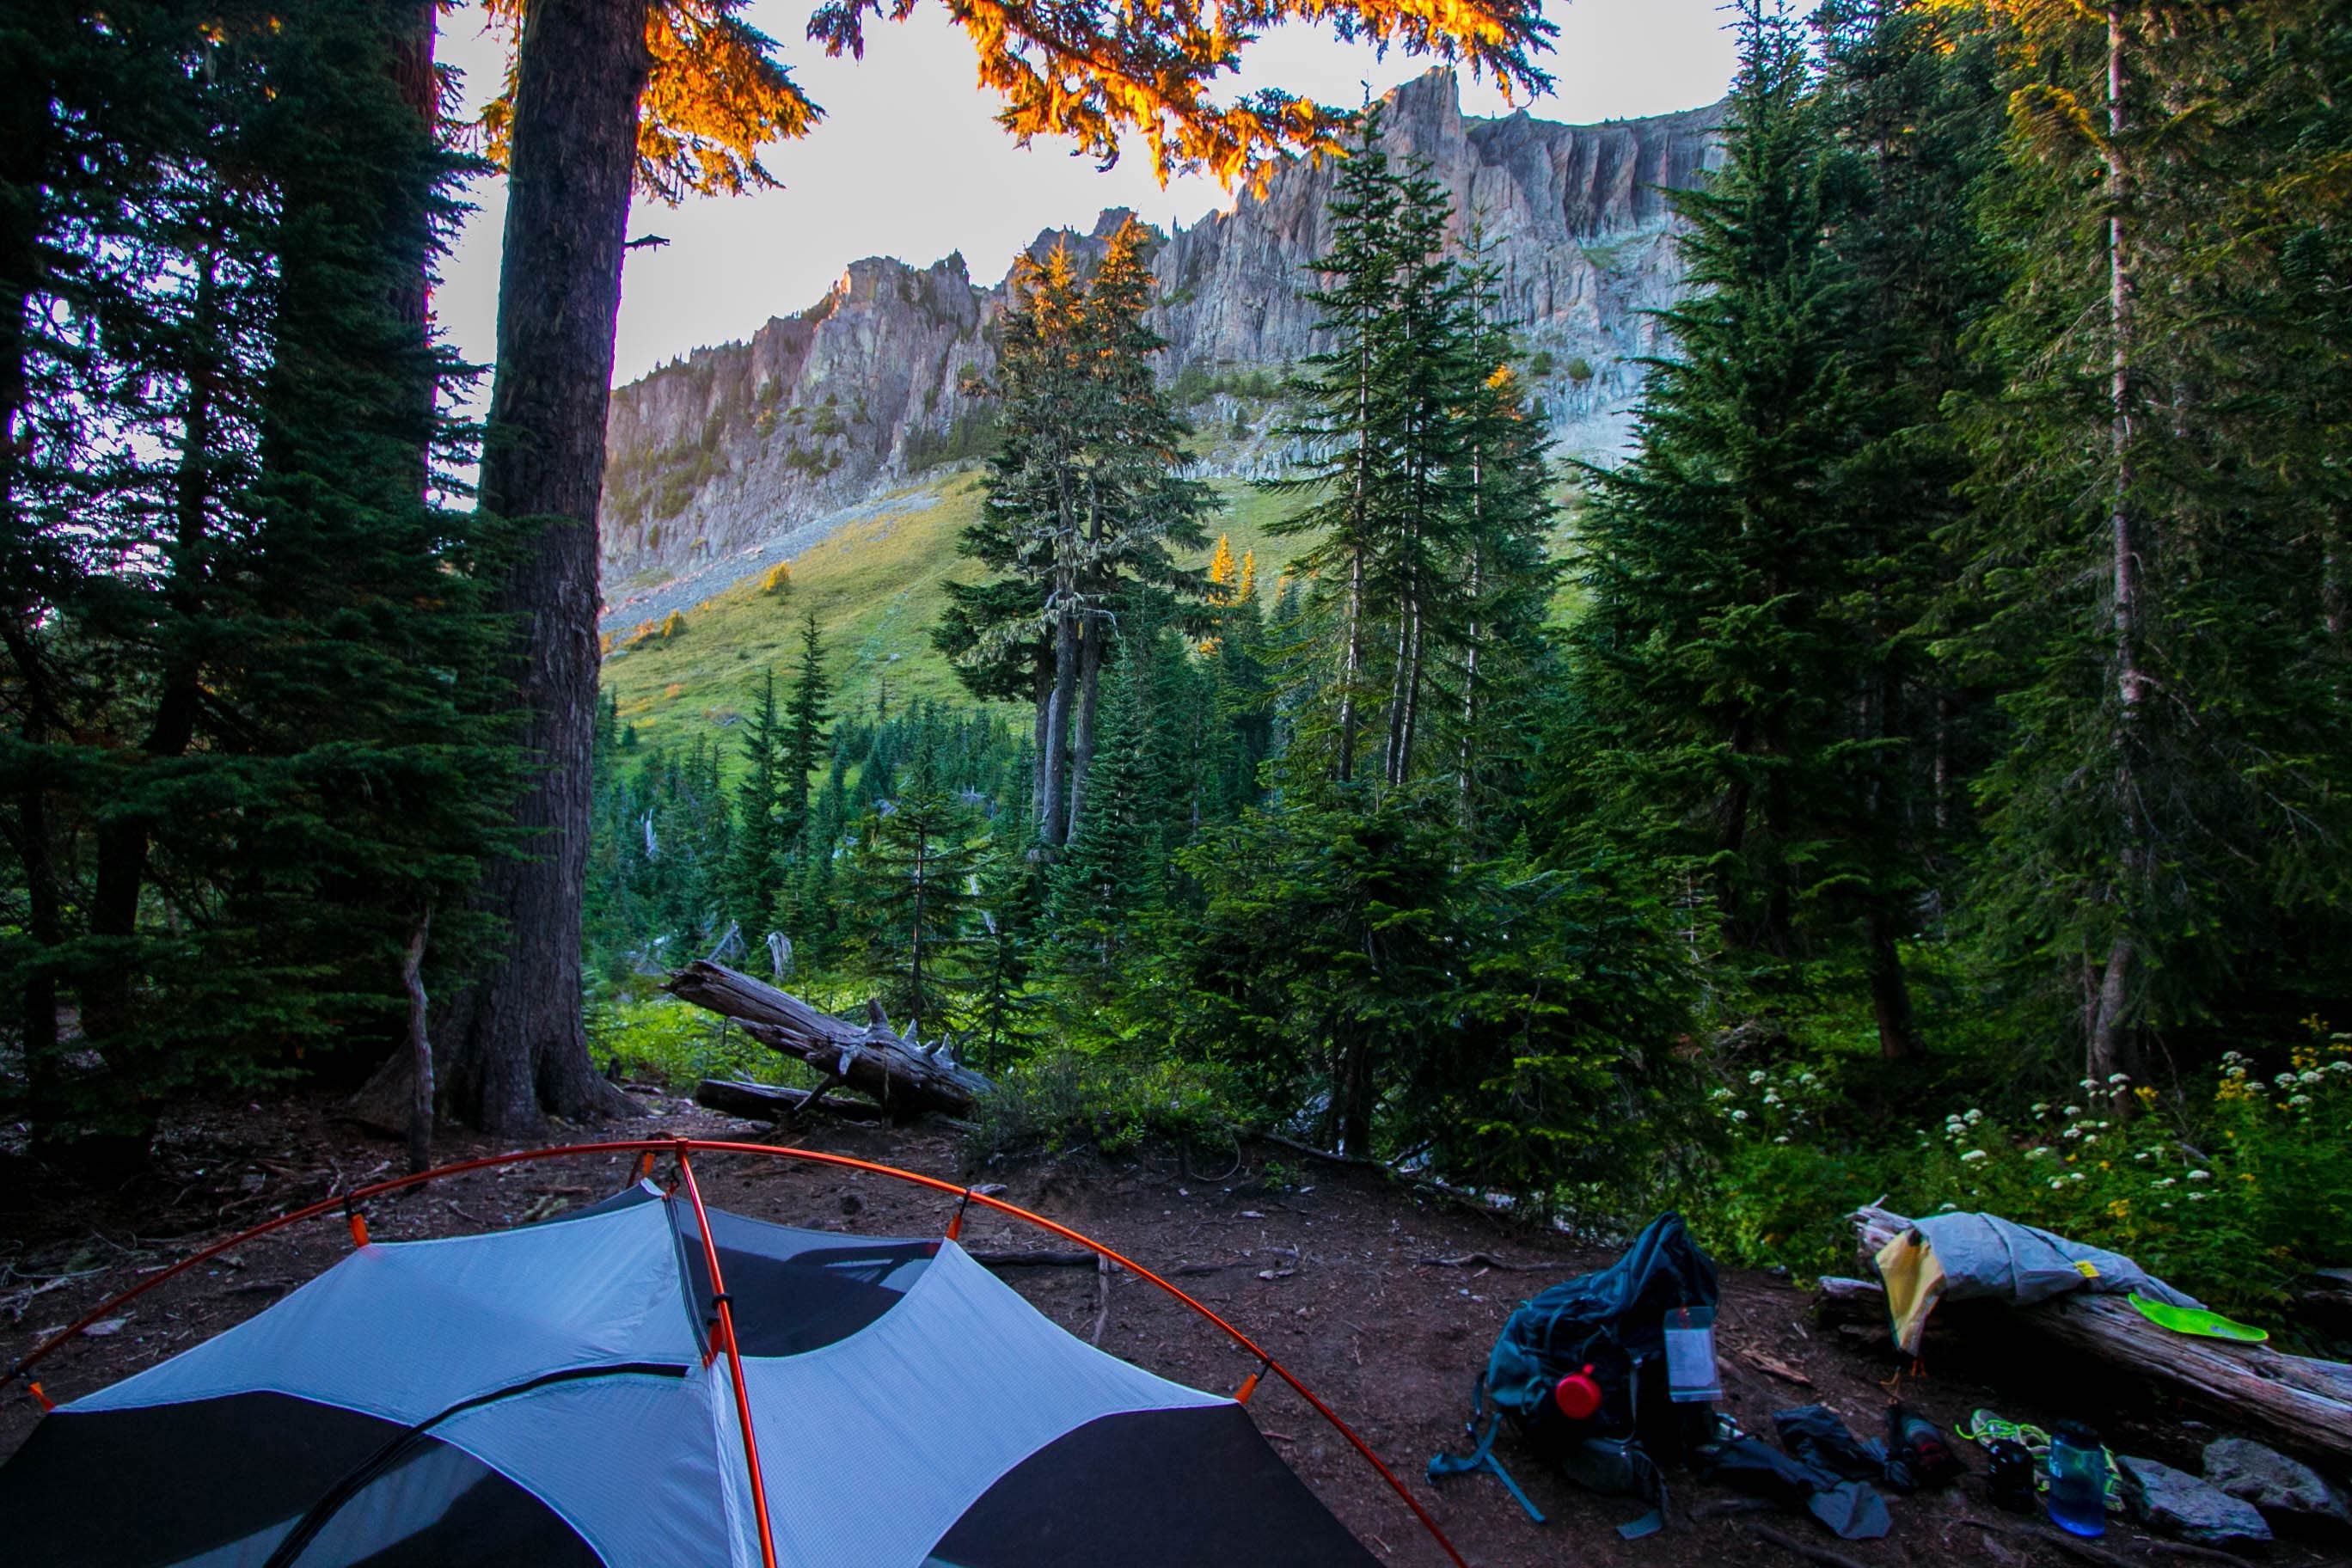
top-left (673, 1144), bottom-right (781, 1568)
top-left (5, 1136), bottom-right (1468, 1568)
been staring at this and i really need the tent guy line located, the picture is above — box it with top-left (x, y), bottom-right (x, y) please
top-left (3, 1135), bottom-right (1467, 1568)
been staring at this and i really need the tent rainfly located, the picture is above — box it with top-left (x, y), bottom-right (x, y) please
top-left (0, 1145), bottom-right (1422, 1566)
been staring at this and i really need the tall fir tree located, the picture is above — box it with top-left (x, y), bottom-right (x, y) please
top-left (729, 668), bottom-right (788, 929)
top-left (939, 219), bottom-right (1213, 850)
top-left (1955, 0), bottom-right (2352, 1075)
top-left (4, 1), bottom-right (524, 1142)
top-left (852, 732), bottom-right (985, 1038)
top-left (1566, 0), bottom-right (1883, 995)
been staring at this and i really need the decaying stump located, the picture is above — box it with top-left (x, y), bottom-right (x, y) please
top-left (665, 962), bottom-right (990, 1120)
top-left (1853, 1205), bottom-right (2352, 1471)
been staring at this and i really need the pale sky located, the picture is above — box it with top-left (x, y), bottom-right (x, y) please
top-left (435, 1), bottom-right (1738, 389)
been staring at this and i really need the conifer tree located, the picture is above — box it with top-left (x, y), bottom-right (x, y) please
top-left (852, 734), bottom-right (985, 1038)
top-left (729, 669), bottom-right (788, 928)
top-left (942, 219), bottom-right (1212, 848)
top-left (780, 609), bottom-right (834, 853)
top-left (1567, 0), bottom-right (1873, 973)
top-left (1954, 0), bottom-right (2352, 1074)
top-left (4, 1), bottom-right (522, 1142)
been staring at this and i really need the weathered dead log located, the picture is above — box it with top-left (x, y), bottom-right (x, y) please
top-left (693, 1078), bottom-right (885, 1124)
top-left (1813, 1276), bottom-right (1891, 1331)
top-left (666, 962), bottom-right (989, 1119)
top-left (1855, 1205), bottom-right (2352, 1471)
top-left (965, 1249), bottom-right (1097, 1269)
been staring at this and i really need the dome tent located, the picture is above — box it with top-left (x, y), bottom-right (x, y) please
top-left (0, 1143), bottom-right (1428, 1566)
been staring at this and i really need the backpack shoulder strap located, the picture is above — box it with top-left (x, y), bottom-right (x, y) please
top-left (1427, 1373), bottom-right (1547, 1525)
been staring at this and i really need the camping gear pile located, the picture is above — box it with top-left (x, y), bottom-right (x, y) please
top-left (0, 1173), bottom-right (1389, 1566)
top-left (1430, 1212), bottom-right (1970, 1543)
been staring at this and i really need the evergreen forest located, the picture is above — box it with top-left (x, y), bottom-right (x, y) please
top-left (8, 0), bottom-right (2350, 1320)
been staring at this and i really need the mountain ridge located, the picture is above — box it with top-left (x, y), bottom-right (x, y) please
top-left (597, 69), bottom-right (1725, 621)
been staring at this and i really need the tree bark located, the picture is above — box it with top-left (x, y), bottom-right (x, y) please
top-left (435, 0), bottom-right (651, 1130)
top-left (2087, 4), bottom-right (2144, 1089)
top-left (402, 910), bottom-right (432, 1173)
top-left (694, 1077), bottom-right (884, 1124)
top-left (1065, 616), bottom-right (1105, 842)
top-left (1040, 605), bottom-right (1078, 846)
top-left (1865, 908), bottom-right (1919, 1062)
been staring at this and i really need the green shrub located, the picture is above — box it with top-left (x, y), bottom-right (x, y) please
top-left (1527, 350), bottom-right (1557, 377)
top-left (1683, 1026), bottom-right (2352, 1331)
top-left (965, 1047), bottom-right (1244, 1161)
top-left (1565, 356), bottom-right (1594, 383)
top-left (585, 995), bottom-right (812, 1091)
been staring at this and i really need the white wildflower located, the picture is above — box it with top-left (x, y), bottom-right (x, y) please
top-left (2063, 1105), bottom-right (2083, 1117)
top-left (1749, 1070), bottom-right (1767, 1085)
top-left (2187, 1170), bottom-right (2211, 1182)
top-left (1960, 1149), bottom-right (1988, 1164)
top-left (2288, 1094), bottom-right (2313, 1107)
top-left (1731, 1110), bottom-right (1749, 1122)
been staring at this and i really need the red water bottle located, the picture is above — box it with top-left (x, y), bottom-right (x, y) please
top-left (1553, 1364), bottom-right (1602, 1421)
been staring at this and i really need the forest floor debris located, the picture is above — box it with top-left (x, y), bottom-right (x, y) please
top-left (3, 1088), bottom-right (2345, 1568)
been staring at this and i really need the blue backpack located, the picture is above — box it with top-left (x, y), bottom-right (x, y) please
top-left (1430, 1212), bottom-right (1720, 1536)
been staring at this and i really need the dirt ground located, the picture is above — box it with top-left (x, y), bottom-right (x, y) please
top-left (1, 1089), bottom-right (2334, 1567)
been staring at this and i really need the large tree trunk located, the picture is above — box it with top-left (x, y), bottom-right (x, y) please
top-left (1065, 616), bottom-right (1105, 842)
top-left (2086, 5), bottom-right (2144, 1089)
top-left (433, 0), bottom-right (650, 1130)
top-left (1865, 909), bottom-right (1918, 1062)
top-left (1040, 606), bottom-right (1078, 847)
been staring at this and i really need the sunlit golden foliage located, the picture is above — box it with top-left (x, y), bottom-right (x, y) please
top-left (477, 0), bottom-right (820, 205)
top-left (807, 0), bottom-right (1556, 187)
top-left (476, 0), bottom-right (1549, 202)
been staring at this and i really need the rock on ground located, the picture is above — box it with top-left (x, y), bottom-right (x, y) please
top-left (2117, 1453), bottom-right (2274, 1547)
top-left (2203, 1436), bottom-right (2352, 1540)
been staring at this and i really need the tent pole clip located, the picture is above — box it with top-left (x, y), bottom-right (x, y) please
top-left (343, 1197), bottom-right (370, 1248)
top-left (947, 1187), bottom-right (974, 1241)
top-left (1235, 1355), bottom-right (1273, 1406)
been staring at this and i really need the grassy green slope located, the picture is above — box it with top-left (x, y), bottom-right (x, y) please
top-left (599, 469), bottom-right (1312, 760)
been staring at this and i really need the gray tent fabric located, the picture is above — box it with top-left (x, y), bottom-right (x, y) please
top-left (73, 1195), bottom-right (701, 1421)
top-left (737, 1243), bottom-right (1225, 1565)
top-left (1, 1179), bottom-right (1379, 1568)
top-left (1908, 1212), bottom-right (2202, 1310)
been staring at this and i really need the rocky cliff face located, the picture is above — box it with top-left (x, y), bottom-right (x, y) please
top-left (598, 69), bottom-right (1724, 602)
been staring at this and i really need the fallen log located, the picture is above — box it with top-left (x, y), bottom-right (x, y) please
top-left (1854, 1205), bottom-right (2352, 1472)
top-left (1813, 1275), bottom-right (1890, 1327)
top-left (965, 1249), bottom-right (1097, 1269)
top-left (666, 962), bottom-right (990, 1120)
top-left (694, 1078), bottom-right (885, 1124)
